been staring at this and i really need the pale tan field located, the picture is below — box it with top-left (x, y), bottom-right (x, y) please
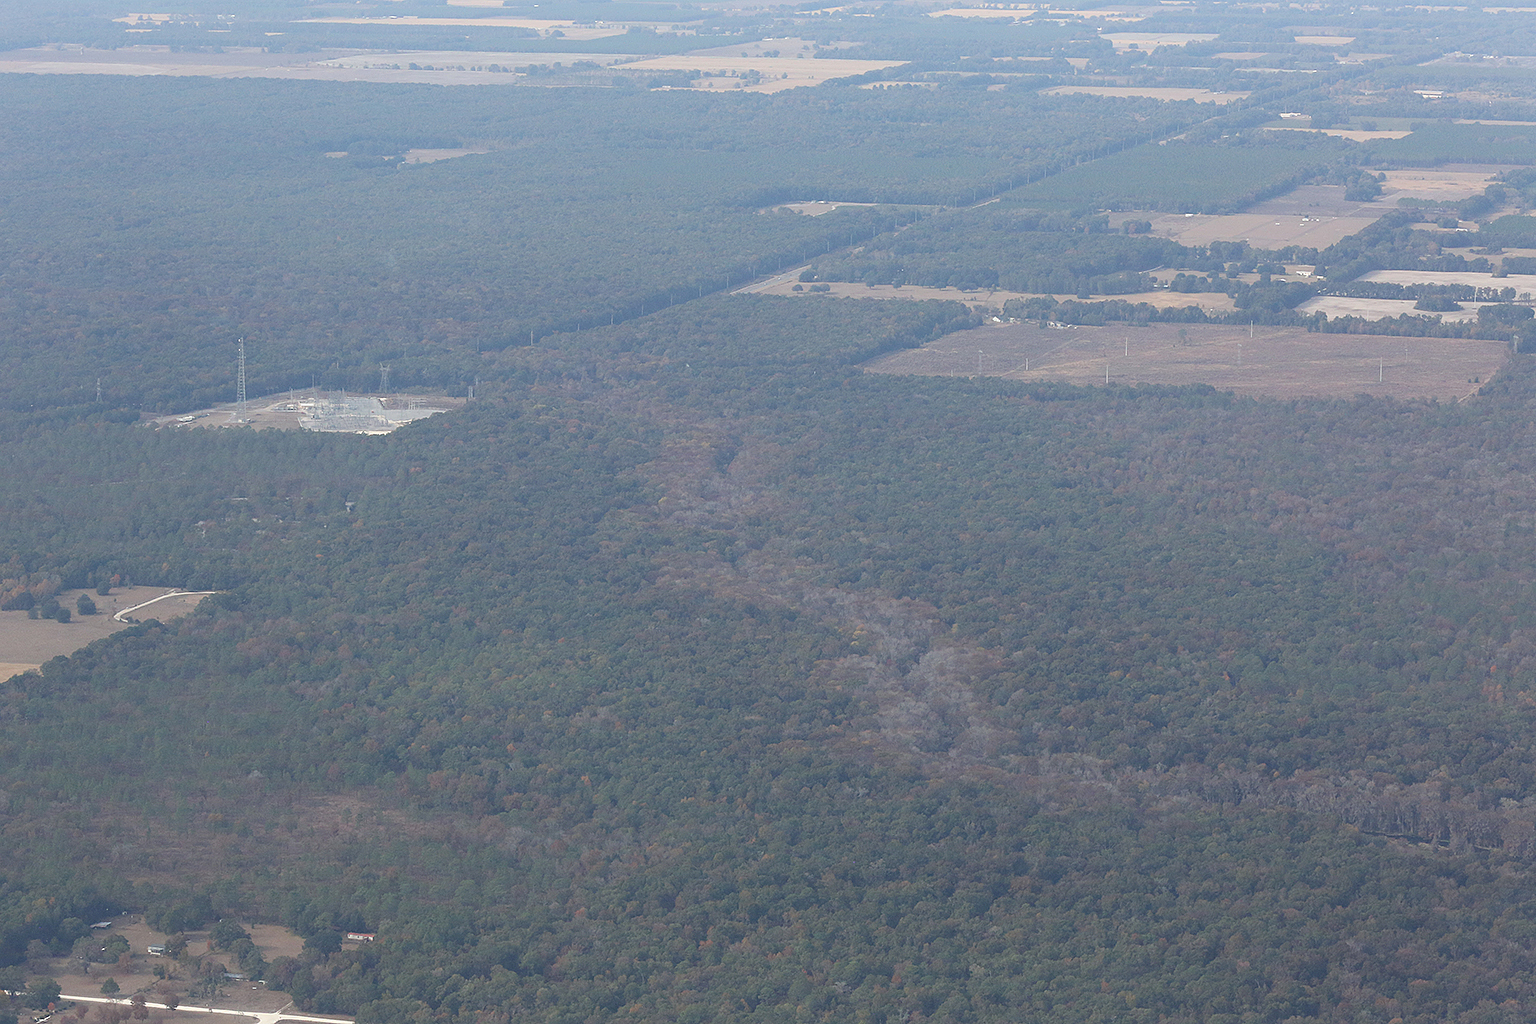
top-left (1295, 35), bottom-right (1355, 45)
top-left (402, 147), bottom-right (492, 164)
top-left (686, 37), bottom-right (820, 57)
top-left (298, 17), bottom-right (636, 39)
top-left (1066, 290), bottom-right (1236, 311)
top-left (1043, 85), bottom-right (1246, 103)
top-left (1042, 7), bottom-right (1146, 20)
top-left (617, 54), bottom-right (906, 92)
top-left (1323, 128), bottom-right (1413, 140)
top-left (744, 277), bottom-right (1237, 312)
top-left (929, 7), bottom-right (1033, 18)
top-left (1380, 168), bottom-right (1505, 201)
top-left (748, 280), bottom-right (1031, 305)
top-left (765, 201), bottom-right (884, 216)
top-left (1265, 126), bottom-right (1413, 141)
top-left (0, 587), bottom-right (209, 681)
top-left (1101, 32), bottom-right (1219, 50)
top-left (866, 322), bottom-right (1505, 401)
top-left (1296, 295), bottom-right (1488, 322)
top-left (1154, 211), bottom-right (1381, 249)
top-left (316, 50), bottom-right (634, 70)
top-left (0, 45), bottom-right (637, 85)
top-left (1215, 51), bottom-right (1268, 60)
top-left (1359, 269), bottom-right (1536, 294)
top-left (1456, 118), bottom-right (1536, 126)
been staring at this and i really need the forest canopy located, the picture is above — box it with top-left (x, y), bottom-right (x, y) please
top-left (9, 2), bottom-right (1536, 1022)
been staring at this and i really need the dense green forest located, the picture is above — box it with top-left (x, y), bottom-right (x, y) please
top-left (0, 76), bottom-right (1202, 416)
top-left (9, 296), bottom-right (1536, 1023)
top-left (14, 1), bottom-right (1536, 1021)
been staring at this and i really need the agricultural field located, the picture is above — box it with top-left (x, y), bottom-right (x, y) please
top-left (613, 54), bottom-right (907, 92)
top-left (1127, 183), bottom-right (1384, 247)
top-left (1265, 127), bottom-right (1414, 141)
top-left (0, 43), bottom-right (901, 92)
top-left (1379, 166), bottom-right (1511, 201)
top-left (927, 7), bottom-right (1034, 19)
top-left (1296, 295), bottom-right (1487, 322)
top-left (0, 45), bottom-right (634, 85)
top-left (865, 321), bottom-right (1506, 401)
top-left (746, 279), bottom-right (1033, 306)
top-left (1358, 269), bottom-right (1536, 295)
top-left (296, 17), bottom-right (660, 39)
top-left (762, 201), bottom-right (921, 217)
top-left (1043, 85), bottom-right (1247, 103)
top-left (0, 586), bottom-right (208, 681)
top-left (1155, 210), bottom-right (1380, 248)
top-left (1100, 32), bottom-right (1220, 50)
top-left (745, 278), bottom-right (1236, 313)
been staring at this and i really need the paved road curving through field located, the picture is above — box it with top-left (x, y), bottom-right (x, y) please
top-left (112, 590), bottom-right (218, 623)
top-left (60, 993), bottom-right (352, 1024)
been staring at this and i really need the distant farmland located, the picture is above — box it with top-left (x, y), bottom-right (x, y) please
top-left (866, 322), bottom-right (1506, 402)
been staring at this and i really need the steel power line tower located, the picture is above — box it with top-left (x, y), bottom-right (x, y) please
top-left (236, 338), bottom-right (247, 419)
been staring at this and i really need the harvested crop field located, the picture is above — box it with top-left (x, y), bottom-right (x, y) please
top-left (299, 17), bottom-right (636, 39)
top-left (1296, 295), bottom-right (1487, 322)
top-left (762, 201), bottom-right (938, 217)
top-left (744, 278), bottom-right (1235, 312)
top-left (0, 587), bottom-right (210, 681)
top-left (1139, 182), bottom-right (1387, 247)
top-left (1155, 211), bottom-right (1379, 248)
top-left (1043, 85), bottom-right (1247, 103)
top-left (0, 45), bottom-right (635, 85)
top-left (928, 7), bottom-right (1033, 18)
top-left (747, 280), bottom-right (1031, 305)
top-left (0, 44), bottom-right (894, 90)
top-left (1266, 127), bottom-right (1413, 141)
top-left (1100, 32), bottom-right (1219, 50)
top-left (1358, 269), bottom-right (1536, 294)
top-left (1379, 167), bottom-right (1508, 201)
top-left (617, 54), bottom-right (907, 92)
top-left (865, 322), bottom-right (1506, 401)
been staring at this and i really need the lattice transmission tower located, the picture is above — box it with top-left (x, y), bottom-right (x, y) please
top-left (236, 338), bottom-right (247, 418)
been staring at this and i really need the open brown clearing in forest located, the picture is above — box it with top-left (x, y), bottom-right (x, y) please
top-left (865, 322), bottom-right (1506, 401)
top-left (0, 587), bottom-right (210, 681)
